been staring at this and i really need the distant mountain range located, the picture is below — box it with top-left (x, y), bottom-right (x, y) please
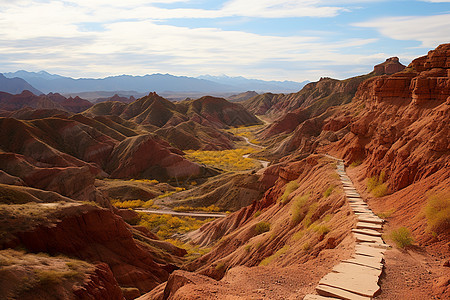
top-left (2, 70), bottom-right (309, 96)
top-left (0, 73), bottom-right (43, 95)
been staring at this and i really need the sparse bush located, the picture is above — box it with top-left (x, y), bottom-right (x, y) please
top-left (244, 244), bottom-right (252, 252)
top-left (302, 242), bottom-right (311, 251)
top-left (255, 221), bottom-right (271, 235)
top-left (311, 224), bottom-right (331, 236)
top-left (259, 245), bottom-right (290, 266)
top-left (367, 171), bottom-right (388, 197)
top-left (424, 191), bottom-right (450, 234)
top-left (253, 210), bottom-right (261, 218)
top-left (279, 181), bottom-right (299, 204)
top-left (390, 227), bottom-right (414, 248)
top-left (290, 194), bottom-right (309, 226)
top-left (323, 186), bottom-right (334, 198)
top-left (376, 209), bottom-right (395, 219)
top-left (349, 160), bottom-right (362, 168)
top-left (215, 262), bottom-right (226, 271)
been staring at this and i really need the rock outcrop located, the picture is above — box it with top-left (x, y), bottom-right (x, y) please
top-left (335, 43), bottom-right (449, 191)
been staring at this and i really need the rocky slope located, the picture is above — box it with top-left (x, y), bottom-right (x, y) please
top-left (0, 199), bottom-right (186, 299)
top-left (243, 57), bottom-right (405, 122)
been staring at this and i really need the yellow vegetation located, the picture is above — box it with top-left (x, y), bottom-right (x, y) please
top-left (390, 226), bottom-right (414, 248)
top-left (111, 199), bottom-right (158, 209)
top-left (185, 147), bottom-right (260, 171)
top-left (259, 245), bottom-right (290, 266)
top-left (279, 181), bottom-right (299, 204)
top-left (138, 213), bottom-right (213, 239)
top-left (130, 179), bottom-right (159, 184)
top-left (173, 205), bottom-right (221, 212)
top-left (424, 191), bottom-right (450, 234)
top-left (255, 221), bottom-right (271, 235)
top-left (367, 170), bottom-right (388, 197)
top-left (290, 193), bottom-right (309, 226)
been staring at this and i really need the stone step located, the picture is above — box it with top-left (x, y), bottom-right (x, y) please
top-left (319, 271), bottom-right (380, 297)
top-left (332, 261), bottom-right (382, 278)
top-left (354, 232), bottom-right (384, 244)
top-left (352, 228), bottom-right (382, 237)
top-left (357, 216), bottom-right (384, 224)
top-left (343, 254), bottom-right (383, 270)
top-left (356, 222), bottom-right (382, 231)
top-left (316, 284), bottom-right (372, 300)
top-left (359, 242), bottom-right (390, 250)
top-left (303, 294), bottom-right (339, 300)
top-left (355, 244), bottom-right (386, 258)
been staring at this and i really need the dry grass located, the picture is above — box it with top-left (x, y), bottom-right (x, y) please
top-left (424, 191), bottom-right (450, 234)
top-left (173, 204), bottom-right (221, 212)
top-left (259, 245), bottom-right (290, 266)
top-left (279, 181), bottom-right (299, 204)
top-left (367, 170), bottom-right (388, 197)
top-left (290, 194), bottom-right (309, 226)
top-left (390, 227), bottom-right (414, 248)
top-left (254, 221), bottom-right (271, 235)
top-left (138, 212), bottom-right (213, 239)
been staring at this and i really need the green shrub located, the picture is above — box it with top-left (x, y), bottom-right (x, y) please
top-left (290, 194), bottom-right (309, 226)
top-left (424, 191), bottom-right (450, 234)
top-left (244, 244), bottom-right (252, 252)
top-left (390, 227), bottom-right (414, 248)
top-left (279, 181), bottom-right (300, 204)
top-left (255, 221), bottom-right (271, 235)
top-left (253, 210), bottom-right (261, 218)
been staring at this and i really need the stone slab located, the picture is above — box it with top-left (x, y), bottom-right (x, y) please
top-left (319, 271), bottom-right (380, 297)
top-left (343, 255), bottom-right (383, 270)
top-left (359, 242), bottom-right (390, 250)
top-left (316, 284), bottom-right (372, 300)
top-left (352, 228), bottom-right (382, 237)
top-left (356, 222), bottom-right (382, 231)
top-left (354, 233), bottom-right (384, 244)
top-left (355, 244), bottom-right (386, 258)
top-left (303, 294), bottom-right (339, 300)
top-left (357, 216), bottom-right (384, 224)
top-left (332, 261), bottom-right (382, 278)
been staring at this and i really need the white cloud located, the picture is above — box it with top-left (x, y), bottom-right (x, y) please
top-left (354, 14), bottom-right (450, 47)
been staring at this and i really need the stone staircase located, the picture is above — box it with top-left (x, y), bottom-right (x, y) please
top-left (304, 158), bottom-right (389, 300)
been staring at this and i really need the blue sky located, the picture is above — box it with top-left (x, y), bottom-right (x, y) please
top-left (0, 0), bottom-right (449, 81)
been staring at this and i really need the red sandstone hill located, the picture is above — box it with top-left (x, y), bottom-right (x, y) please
top-left (0, 90), bottom-right (93, 113)
top-left (243, 57), bottom-right (405, 121)
top-left (85, 93), bottom-right (262, 129)
top-left (0, 199), bottom-right (186, 299)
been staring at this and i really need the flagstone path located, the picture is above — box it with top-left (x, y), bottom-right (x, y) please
top-left (304, 157), bottom-right (388, 300)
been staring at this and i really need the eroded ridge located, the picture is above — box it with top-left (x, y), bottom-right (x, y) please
top-left (305, 158), bottom-right (388, 300)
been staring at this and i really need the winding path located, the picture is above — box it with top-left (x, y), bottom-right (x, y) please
top-left (304, 156), bottom-right (388, 300)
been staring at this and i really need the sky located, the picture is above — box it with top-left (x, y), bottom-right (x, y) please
top-left (0, 0), bottom-right (449, 82)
